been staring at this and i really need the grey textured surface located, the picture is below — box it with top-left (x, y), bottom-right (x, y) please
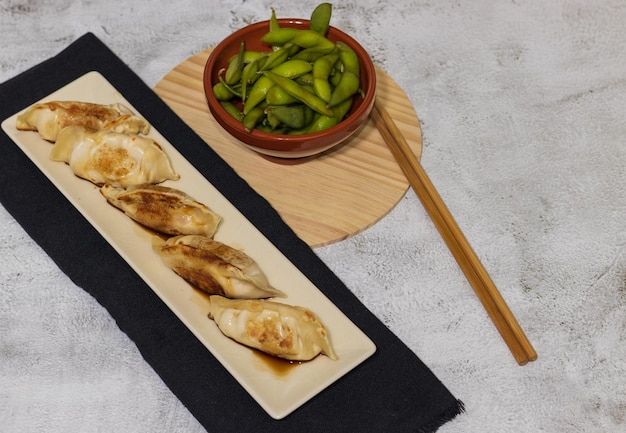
top-left (2, 0), bottom-right (626, 432)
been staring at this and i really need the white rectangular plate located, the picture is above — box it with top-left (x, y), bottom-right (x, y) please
top-left (1, 71), bottom-right (376, 420)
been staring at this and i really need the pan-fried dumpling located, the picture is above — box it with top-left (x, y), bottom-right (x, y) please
top-left (16, 101), bottom-right (150, 141)
top-left (50, 125), bottom-right (179, 187)
top-left (207, 295), bottom-right (338, 361)
top-left (153, 235), bottom-right (285, 299)
top-left (100, 184), bottom-right (221, 237)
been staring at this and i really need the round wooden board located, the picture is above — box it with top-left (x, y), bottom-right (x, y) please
top-left (154, 48), bottom-right (422, 247)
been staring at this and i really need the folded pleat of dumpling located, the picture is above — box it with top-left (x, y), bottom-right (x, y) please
top-left (153, 235), bottom-right (286, 299)
top-left (50, 125), bottom-right (179, 187)
top-left (100, 184), bottom-right (221, 237)
top-left (16, 100), bottom-right (150, 142)
top-left (207, 295), bottom-right (338, 361)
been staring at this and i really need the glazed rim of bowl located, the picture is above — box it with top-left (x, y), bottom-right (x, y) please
top-left (203, 19), bottom-right (376, 153)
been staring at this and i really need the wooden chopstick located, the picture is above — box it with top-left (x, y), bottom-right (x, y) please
top-left (371, 98), bottom-right (537, 365)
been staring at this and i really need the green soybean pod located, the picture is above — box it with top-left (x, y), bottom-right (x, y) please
top-left (257, 44), bottom-right (292, 72)
top-left (336, 41), bottom-right (360, 75)
top-left (260, 28), bottom-right (300, 45)
top-left (288, 112), bottom-right (322, 135)
top-left (217, 74), bottom-right (243, 99)
top-left (265, 107), bottom-right (282, 129)
top-left (261, 28), bottom-right (334, 50)
top-left (306, 97), bottom-right (353, 133)
top-left (240, 57), bottom-right (261, 101)
top-left (309, 2), bottom-right (332, 35)
top-left (327, 70), bottom-right (359, 108)
top-left (242, 56), bottom-right (262, 84)
top-left (295, 72), bottom-right (314, 86)
top-left (224, 41), bottom-right (245, 85)
top-left (328, 71), bottom-right (360, 108)
top-left (269, 7), bottom-right (280, 33)
top-left (263, 71), bottom-right (334, 117)
top-left (266, 105), bottom-right (314, 129)
top-left (312, 51), bottom-right (339, 102)
top-left (270, 59), bottom-right (313, 78)
top-left (291, 45), bottom-right (336, 62)
top-left (327, 42), bottom-right (361, 108)
top-left (212, 82), bottom-right (235, 101)
top-left (241, 50), bottom-right (265, 64)
top-left (219, 101), bottom-right (243, 121)
top-left (243, 75), bottom-right (275, 115)
top-left (290, 29), bottom-right (335, 50)
top-left (242, 105), bottom-right (265, 132)
top-left (329, 68), bottom-right (342, 87)
top-left (301, 83), bottom-right (317, 95)
top-left (266, 85), bottom-right (299, 105)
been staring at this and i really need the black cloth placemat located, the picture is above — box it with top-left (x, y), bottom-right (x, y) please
top-left (0, 33), bottom-right (464, 432)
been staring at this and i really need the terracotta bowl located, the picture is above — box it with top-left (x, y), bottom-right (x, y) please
top-left (203, 19), bottom-right (376, 159)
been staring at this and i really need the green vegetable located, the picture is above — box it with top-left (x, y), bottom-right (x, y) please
top-left (243, 75), bottom-right (275, 115)
top-left (263, 71), bottom-right (334, 117)
top-left (243, 105), bottom-right (266, 131)
top-left (312, 52), bottom-right (339, 102)
top-left (219, 101), bottom-right (242, 120)
top-left (327, 41), bottom-right (360, 108)
top-left (266, 105), bottom-right (315, 129)
top-left (309, 2), bottom-right (332, 35)
top-left (224, 42), bottom-right (245, 85)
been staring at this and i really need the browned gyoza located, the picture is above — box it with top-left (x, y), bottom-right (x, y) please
top-left (153, 235), bottom-right (286, 299)
top-left (16, 100), bottom-right (150, 141)
top-left (100, 184), bottom-right (221, 237)
top-left (50, 125), bottom-right (179, 187)
top-left (207, 295), bottom-right (338, 361)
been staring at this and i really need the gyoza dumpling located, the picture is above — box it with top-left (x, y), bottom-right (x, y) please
top-left (100, 184), bottom-right (221, 237)
top-left (153, 235), bottom-right (285, 299)
top-left (16, 101), bottom-right (150, 141)
top-left (207, 295), bottom-right (338, 361)
top-left (50, 125), bottom-right (179, 187)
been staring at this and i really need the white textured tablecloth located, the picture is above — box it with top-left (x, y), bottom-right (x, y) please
top-left (2, 1), bottom-right (625, 432)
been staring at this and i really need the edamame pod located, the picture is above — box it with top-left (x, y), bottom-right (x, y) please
top-left (295, 72), bottom-right (315, 86)
top-left (329, 68), bottom-right (342, 87)
top-left (217, 74), bottom-right (242, 98)
top-left (263, 71), bottom-right (334, 117)
top-left (257, 44), bottom-right (292, 72)
top-left (336, 41), bottom-right (360, 74)
top-left (240, 55), bottom-right (266, 100)
top-left (261, 28), bottom-right (334, 50)
top-left (266, 85), bottom-right (299, 105)
top-left (239, 50), bottom-right (265, 64)
top-left (266, 105), bottom-right (315, 129)
top-left (219, 101), bottom-right (243, 121)
top-left (265, 107), bottom-right (282, 129)
top-left (270, 59), bottom-right (313, 78)
top-left (313, 52), bottom-right (339, 102)
top-left (309, 2), bottom-right (332, 35)
top-left (327, 71), bottom-right (359, 108)
top-left (213, 81), bottom-right (235, 101)
top-left (224, 42), bottom-right (245, 85)
top-left (260, 28), bottom-right (300, 45)
top-left (243, 75), bottom-right (275, 114)
top-left (307, 97), bottom-right (353, 133)
top-left (243, 105), bottom-right (266, 131)
top-left (291, 45), bottom-right (337, 62)
top-left (327, 41), bottom-right (361, 108)
top-left (291, 30), bottom-right (335, 51)
top-left (269, 7), bottom-right (280, 35)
